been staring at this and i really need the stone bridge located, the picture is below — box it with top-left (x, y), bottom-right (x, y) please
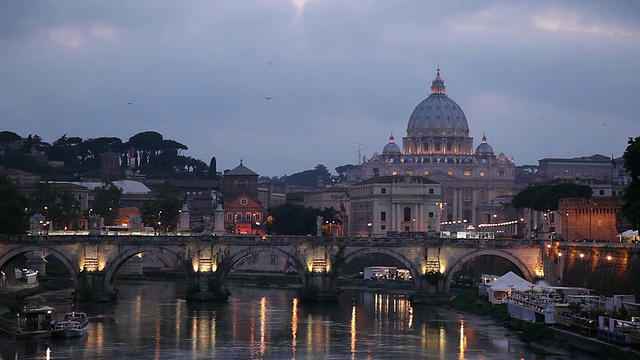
top-left (0, 235), bottom-right (545, 303)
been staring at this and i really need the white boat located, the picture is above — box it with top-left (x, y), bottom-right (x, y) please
top-left (51, 312), bottom-right (89, 338)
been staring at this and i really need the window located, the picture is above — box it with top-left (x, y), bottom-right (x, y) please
top-left (227, 213), bottom-right (233, 221)
top-left (479, 170), bottom-right (485, 177)
top-left (463, 170), bottom-right (471, 176)
top-left (381, 212), bottom-right (386, 221)
top-left (381, 225), bottom-right (386, 230)
top-left (447, 170), bottom-right (453, 176)
top-left (428, 212), bottom-right (434, 218)
top-left (245, 213), bottom-right (251, 221)
top-left (599, 190), bottom-right (605, 195)
top-left (429, 188), bottom-right (434, 194)
top-left (403, 207), bottom-right (411, 221)
top-left (381, 188), bottom-right (386, 194)
top-left (392, 170), bottom-right (398, 175)
top-left (423, 170), bottom-right (429, 175)
top-left (254, 213), bottom-right (261, 222)
top-left (498, 170), bottom-right (505, 177)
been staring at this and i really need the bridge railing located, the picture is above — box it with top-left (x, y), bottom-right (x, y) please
top-left (4, 234), bottom-right (640, 250)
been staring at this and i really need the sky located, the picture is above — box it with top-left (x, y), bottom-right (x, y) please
top-left (1, 1), bottom-right (638, 177)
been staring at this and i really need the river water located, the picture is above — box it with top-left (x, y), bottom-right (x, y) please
top-left (1, 281), bottom-right (595, 359)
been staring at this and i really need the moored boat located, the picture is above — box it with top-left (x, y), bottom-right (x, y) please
top-left (15, 305), bottom-right (56, 339)
top-left (51, 312), bottom-right (89, 338)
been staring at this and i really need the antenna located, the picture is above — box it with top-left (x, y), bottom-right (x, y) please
top-left (354, 142), bottom-right (369, 165)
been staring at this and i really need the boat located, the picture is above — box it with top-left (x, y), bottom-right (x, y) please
top-left (15, 305), bottom-right (56, 339)
top-left (51, 312), bottom-right (89, 338)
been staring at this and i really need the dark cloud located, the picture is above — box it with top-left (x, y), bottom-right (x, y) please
top-left (1, 1), bottom-right (638, 176)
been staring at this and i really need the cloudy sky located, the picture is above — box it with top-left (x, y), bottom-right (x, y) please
top-left (1, 1), bottom-right (638, 177)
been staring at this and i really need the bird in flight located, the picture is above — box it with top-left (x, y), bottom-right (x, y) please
top-left (603, 123), bottom-right (608, 126)
top-left (264, 96), bottom-right (273, 100)
top-left (126, 102), bottom-right (132, 105)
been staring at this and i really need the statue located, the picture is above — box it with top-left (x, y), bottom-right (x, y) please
top-left (29, 213), bottom-right (46, 235)
top-left (316, 216), bottom-right (323, 237)
top-left (88, 214), bottom-right (104, 235)
top-left (129, 215), bottom-right (142, 231)
top-left (202, 215), bottom-right (212, 236)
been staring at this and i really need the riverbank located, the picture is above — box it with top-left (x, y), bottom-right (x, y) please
top-left (446, 289), bottom-right (640, 360)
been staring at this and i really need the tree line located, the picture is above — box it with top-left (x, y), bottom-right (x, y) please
top-left (0, 130), bottom-right (215, 180)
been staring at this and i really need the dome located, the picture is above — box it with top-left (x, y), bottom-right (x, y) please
top-left (406, 68), bottom-right (469, 136)
top-left (475, 135), bottom-right (494, 155)
top-left (382, 134), bottom-right (401, 155)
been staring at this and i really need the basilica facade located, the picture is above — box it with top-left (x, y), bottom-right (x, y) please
top-left (347, 69), bottom-right (517, 229)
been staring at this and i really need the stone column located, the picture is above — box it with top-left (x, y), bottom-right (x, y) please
top-left (179, 204), bottom-right (190, 231)
top-left (213, 204), bottom-right (226, 235)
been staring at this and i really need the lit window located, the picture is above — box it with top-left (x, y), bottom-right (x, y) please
top-left (392, 170), bottom-right (398, 175)
top-left (447, 170), bottom-right (453, 176)
top-left (407, 170), bottom-right (413, 175)
top-left (463, 170), bottom-right (471, 176)
top-left (423, 170), bottom-right (429, 175)
top-left (479, 171), bottom-right (485, 177)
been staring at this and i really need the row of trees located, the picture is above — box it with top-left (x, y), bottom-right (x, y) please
top-left (0, 130), bottom-right (216, 180)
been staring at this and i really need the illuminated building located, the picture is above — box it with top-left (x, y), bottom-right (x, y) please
top-left (348, 68), bottom-right (517, 227)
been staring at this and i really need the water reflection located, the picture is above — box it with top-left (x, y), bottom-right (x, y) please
top-left (0, 282), bottom-right (597, 359)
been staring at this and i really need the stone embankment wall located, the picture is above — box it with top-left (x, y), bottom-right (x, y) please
top-left (556, 244), bottom-right (639, 298)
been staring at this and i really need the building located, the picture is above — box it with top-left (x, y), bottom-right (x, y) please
top-left (224, 195), bottom-right (264, 235)
top-left (349, 174), bottom-right (441, 236)
top-left (538, 154), bottom-right (616, 182)
top-left (222, 160), bottom-right (259, 205)
top-left (557, 197), bottom-right (622, 241)
top-left (347, 68), bottom-right (517, 228)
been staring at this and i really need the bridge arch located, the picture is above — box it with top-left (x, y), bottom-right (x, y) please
top-left (102, 246), bottom-right (194, 291)
top-left (443, 249), bottom-right (534, 293)
top-left (220, 246), bottom-right (307, 285)
top-left (341, 248), bottom-right (424, 291)
top-left (0, 246), bottom-right (80, 288)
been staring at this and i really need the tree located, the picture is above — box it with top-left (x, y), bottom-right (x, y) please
top-left (621, 136), bottom-right (640, 229)
top-left (284, 164), bottom-right (332, 187)
top-left (512, 183), bottom-right (592, 212)
top-left (0, 176), bottom-right (28, 234)
top-left (140, 182), bottom-right (183, 231)
top-left (209, 157), bottom-right (217, 179)
top-left (28, 182), bottom-right (81, 230)
top-left (92, 184), bottom-right (123, 225)
top-left (266, 203), bottom-right (320, 235)
top-left (0, 131), bottom-right (21, 144)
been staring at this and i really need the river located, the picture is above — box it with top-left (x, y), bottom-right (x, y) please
top-left (0, 281), bottom-right (596, 359)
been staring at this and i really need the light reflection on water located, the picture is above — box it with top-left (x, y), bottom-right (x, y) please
top-left (0, 281), bottom-right (597, 360)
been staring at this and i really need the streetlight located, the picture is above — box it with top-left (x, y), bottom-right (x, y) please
top-left (565, 213), bottom-right (569, 241)
top-left (367, 222), bottom-right (372, 237)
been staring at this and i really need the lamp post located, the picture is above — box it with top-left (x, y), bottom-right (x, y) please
top-left (565, 212), bottom-right (569, 241)
top-left (589, 208), bottom-right (593, 240)
top-left (367, 222), bottom-right (372, 237)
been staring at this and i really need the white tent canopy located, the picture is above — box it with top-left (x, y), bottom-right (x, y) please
top-left (487, 271), bottom-right (534, 304)
top-left (617, 230), bottom-right (639, 242)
